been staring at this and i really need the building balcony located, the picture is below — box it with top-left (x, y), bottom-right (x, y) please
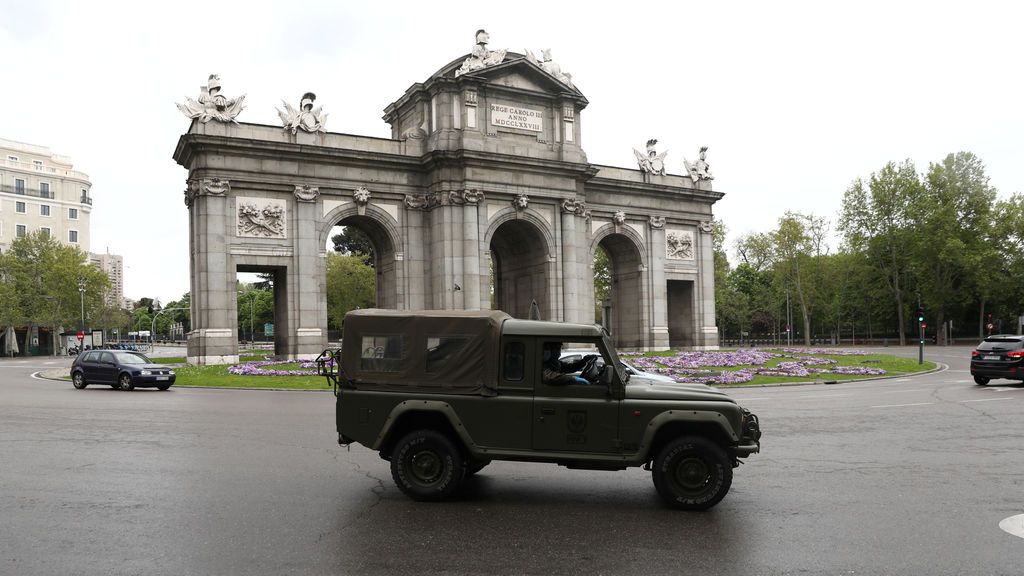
top-left (0, 184), bottom-right (54, 199)
top-left (80, 194), bottom-right (92, 205)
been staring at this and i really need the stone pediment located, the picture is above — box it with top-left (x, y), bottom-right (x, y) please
top-left (442, 54), bottom-right (587, 101)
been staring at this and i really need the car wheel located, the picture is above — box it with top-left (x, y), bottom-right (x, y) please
top-left (390, 430), bottom-right (466, 501)
top-left (119, 373), bottom-right (135, 391)
top-left (465, 459), bottom-right (491, 477)
top-left (974, 376), bottom-right (990, 386)
top-left (652, 435), bottom-right (733, 511)
top-left (156, 383), bottom-right (172, 391)
top-left (72, 372), bottom-right (87, 389)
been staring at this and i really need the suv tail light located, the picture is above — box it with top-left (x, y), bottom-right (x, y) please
top-left (972, 351), bottom-right (981, 358)
top-left (1007, 350), bottom-right (1024, 358)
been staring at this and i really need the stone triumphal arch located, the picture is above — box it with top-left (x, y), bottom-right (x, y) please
top-left (174, 34), bottom-right (722, 364)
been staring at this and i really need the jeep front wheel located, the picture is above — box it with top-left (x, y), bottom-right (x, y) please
top-left (652, 436), bottom-right (732, 510)
top-left (390, 430), bottom-right (466, 501)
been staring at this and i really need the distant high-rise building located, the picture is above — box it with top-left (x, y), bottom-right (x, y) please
top-left (89, 250), bottom-right (126, 309)
top-left (0, 138), bottom-right (93, 253)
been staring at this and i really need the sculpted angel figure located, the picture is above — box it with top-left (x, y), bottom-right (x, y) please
top-left (176, 74), bottom-right (246, 123)
top-left (278, 92), bottom-right (327, 134)
top-left (634, 139), bottom-right (667, 175)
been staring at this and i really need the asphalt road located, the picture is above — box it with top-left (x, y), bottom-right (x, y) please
top-left (1, 346), bottom-right (1021, 575)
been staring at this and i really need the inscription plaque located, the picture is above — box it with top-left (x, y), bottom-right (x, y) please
top-left (490, 103), bottom-right (543, 132)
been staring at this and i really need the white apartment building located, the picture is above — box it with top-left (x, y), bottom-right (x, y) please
top-left (89, 250), bottom-right (126, 309)
top-left (0, 138), bottom-right (92, 253)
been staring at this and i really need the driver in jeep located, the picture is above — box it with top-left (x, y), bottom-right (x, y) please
top-left (541, 342), bottom-right (598, 385)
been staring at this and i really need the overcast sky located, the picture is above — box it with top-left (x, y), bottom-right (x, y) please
top-left (2, 0), bottom-right (1021, 304)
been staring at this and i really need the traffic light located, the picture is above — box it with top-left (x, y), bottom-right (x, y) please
top-left (916, 306), bottom-right (924, 323)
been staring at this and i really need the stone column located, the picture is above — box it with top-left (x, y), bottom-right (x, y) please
top-left (288, 185), bottom-right (327, 359)
top-left (697, 221), bottom-right (719, 348)
top-left (185, 178), bottom-right (238, 365)
top-left (461, 191), bottom-right (483, 310)
top-left (648, 217), bottom-right (670, 350)
top-left (560, 206), bottom-right (579, 323)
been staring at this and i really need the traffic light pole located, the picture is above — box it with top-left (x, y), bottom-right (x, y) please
top-left (917, 293), bottom-right (923, 365)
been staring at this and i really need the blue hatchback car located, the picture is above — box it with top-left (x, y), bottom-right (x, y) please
top-left (71, 350), bottom-right (176, 391)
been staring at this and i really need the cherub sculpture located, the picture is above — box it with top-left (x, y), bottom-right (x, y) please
top-left (176, 74), bottom-right (246, 123)
top-left (277, 92), bottom-right (327, 134)
top-left (633, 139), bottom-right (667, 175)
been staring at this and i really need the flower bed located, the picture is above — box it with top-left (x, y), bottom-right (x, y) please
top-left (626, 348), bottom-right (887, 385)
top-left (227, 359), bottom-right (329, 376)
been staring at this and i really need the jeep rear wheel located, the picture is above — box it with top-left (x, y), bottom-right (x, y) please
top-left (390, 430), bottom-right (465, 501)
top-left (652, 435), bottom-right (732, 511)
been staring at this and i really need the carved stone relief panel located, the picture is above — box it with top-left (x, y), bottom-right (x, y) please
top-left (665, 228), bottom-right (695, 260)
top-left (237, 197), bottom-right (287, 239)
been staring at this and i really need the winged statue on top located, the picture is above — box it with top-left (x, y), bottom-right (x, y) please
top-left (176, 74), bottom-right (246, 124)
top-left (634, 139), bottom-right (667, 176)
top-left (277, 92), bottom-right (327, 134)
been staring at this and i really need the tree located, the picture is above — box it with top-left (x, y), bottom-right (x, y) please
top-left (839, 160), bottom-right (923, 345)
top-left (235, 284), bottom-right (274, 341)
top-left (593, 245), bottom-right (611, 320)
top-left (773, 212), bottom-right (829, 345)
top-left (911, 152), bottom-right (998, 345)
top-left (3, 232), bottom-right (109, 354)
top-left (325, 253), bottom-right (376, 329)
top-left (331, 226), bottom-right (375, 267)
top-left (712, 221), bottom-right (749, 340)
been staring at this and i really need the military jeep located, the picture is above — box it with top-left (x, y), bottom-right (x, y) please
top-left (318, 309), bottom-right (761, 510)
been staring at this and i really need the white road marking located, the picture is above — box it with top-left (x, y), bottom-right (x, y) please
top-left (982, 387), bottom-right (1024, 392)
top-left (794, 394), bottom-right (851, 399)
top-left (871, 402), bottom-right (934, 409)
top-left (880, 389), bottom-right (928, 394)
top-left (895, 378), bottom-right (913, 382)
top-left (959, 397), bottom-right (1013, 403)
top-left (999, 514), bottom-right (1024, 539)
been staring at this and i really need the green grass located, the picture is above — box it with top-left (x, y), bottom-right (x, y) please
top-left (172, 363), bottom-right (329, 389)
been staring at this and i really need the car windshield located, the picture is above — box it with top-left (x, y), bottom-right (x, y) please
top-left (113, 351), bottom-right (151, 364)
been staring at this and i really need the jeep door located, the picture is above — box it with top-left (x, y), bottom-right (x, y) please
top-left (532, 339), bottom-right (621, 453)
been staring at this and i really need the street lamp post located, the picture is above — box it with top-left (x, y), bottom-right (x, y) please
top-left (77, 277), bottom-right (86, 333)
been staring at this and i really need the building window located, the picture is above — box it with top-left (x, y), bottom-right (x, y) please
top-left (68, 230), bottom-right (78, 243)
top-left (7, 155), bottom-right (17, 162)
top-left (14, 179), bottom-right (25, 194)
top-left (39, 182), bottom-right (50, 198)
top-left (16, 224), bottom-right (27, 238)
top-left (40, 204), bottom-right (50, 216)
top-left (68, 207), bottom-right (78, 219)
top-left (15, 201), bottom-right (26, 213)
top-left (40, 227), bottom-right (51, 238)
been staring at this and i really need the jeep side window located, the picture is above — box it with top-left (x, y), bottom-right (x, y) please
top-left (503, 341), bottom-right (524, 381)
top-left (360, 335), bottom-right (404, 372)
top-left (426, 336), bottom-right (469, 373)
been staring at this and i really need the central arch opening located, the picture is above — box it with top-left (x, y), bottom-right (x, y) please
top-left (595, 233), bottom-right (644, 348)
top-left (489, 219), bottom-right (550, 318)
top-left (325, 214), bottom-right (399, 338)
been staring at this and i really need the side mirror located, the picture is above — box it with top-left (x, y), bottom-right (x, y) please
top-left (600, 365), bottom-right (614, 387)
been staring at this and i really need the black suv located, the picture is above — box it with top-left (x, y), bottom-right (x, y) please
top-left (970, 335), bottom-right (1024, 385)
